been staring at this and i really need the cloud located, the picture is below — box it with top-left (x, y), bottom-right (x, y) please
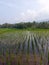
top-left (0, 1), bottom-right (16, 8)
top-left (0, 0), bottom-right (49, 24)
top-left (19, 9), bottom-right (37, 22)
top-left (19, 0), bottom-right (49, 22)
top-left (36, 0), bottom-right (49, 21)
top-left (37, 0), bottom-right (49, 13)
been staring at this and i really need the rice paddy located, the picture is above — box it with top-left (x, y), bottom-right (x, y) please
top-left (0, 28), bottom-right (49, 65)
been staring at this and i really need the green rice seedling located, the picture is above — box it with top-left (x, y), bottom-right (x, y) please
top-left (40, 43), bottom-right (45, 65)
top-left (31, 37), bottom-right (35, 54)
top-left (26, 53), bottom-right (30, 65)
top-left (34, 36), bottom-right (40, 54)
top-left (5, 49), bottom-right (9, 57)
top-left (17, 54), bottom-right (22, 65)
top-left (2, 47), bottom-right (5, 56)
top-left (27, 35), bottom-right (30, 54)
top-left (40, 54), bottom-right (43, 65)
top-left (6, 56), bottom-right (11, 65)
top-left (0, 56), bottom-right (5, 65)
top-left (22, 36), bottom-right (27, 53)
top-left (21, 39), bottom-right (26, 54)
top-left (31, 51), bottom-right (37, 65)
top-left (26, 35), bottom-right (30, 65)
top-left (48, 52), bottom-right (49, 65)
top-left (16, 42), bottom-right (21, 54)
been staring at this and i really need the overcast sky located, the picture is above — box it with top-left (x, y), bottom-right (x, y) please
top-left (0, 0), bottom-right (49, 24)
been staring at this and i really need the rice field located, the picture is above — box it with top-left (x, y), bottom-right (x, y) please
top-left (0, 28), bottom-right (49, 65)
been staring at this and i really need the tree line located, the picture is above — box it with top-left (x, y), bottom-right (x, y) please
top-left (0, 21), bottom-right (49, 29)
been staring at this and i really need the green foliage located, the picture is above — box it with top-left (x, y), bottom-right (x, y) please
top-left (0, 21), bottom-right (49, 29)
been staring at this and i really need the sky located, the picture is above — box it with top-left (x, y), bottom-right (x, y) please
top-left (0, 0), bottom-right (49, 24)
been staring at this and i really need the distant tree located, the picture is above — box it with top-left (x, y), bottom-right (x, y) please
top-left (0, 21), bottom-right (49, 29)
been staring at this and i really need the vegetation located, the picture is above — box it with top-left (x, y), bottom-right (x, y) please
top-left (0, 28), bottom-right (49, 65)
top-left (0, 21), bottom-right (49, 29)
top-left (0, 21), bottom-right (49, 65)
